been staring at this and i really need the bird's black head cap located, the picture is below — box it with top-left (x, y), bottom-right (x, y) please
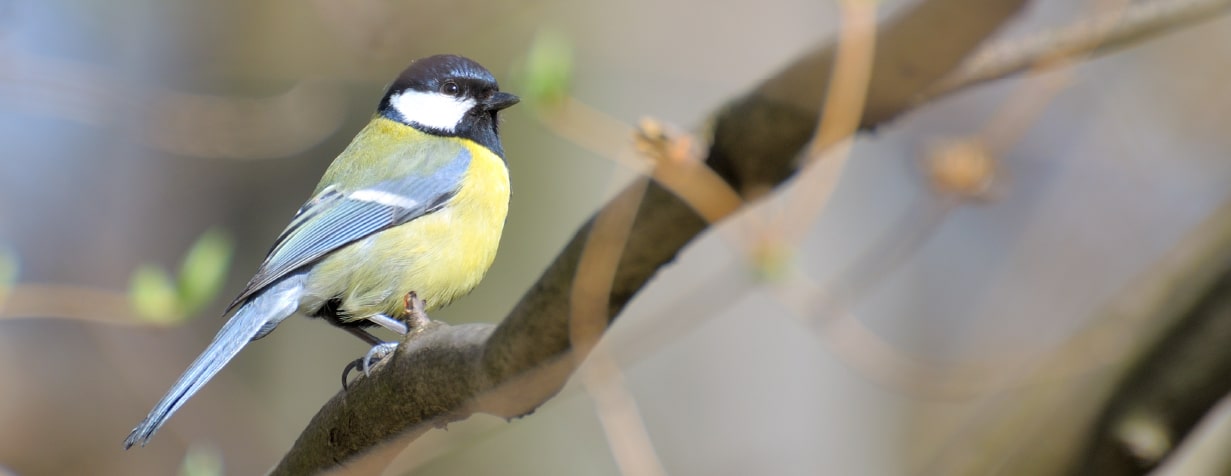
top-left (379, 54), bottom-right (519, 157)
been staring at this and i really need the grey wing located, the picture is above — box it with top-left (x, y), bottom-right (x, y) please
top-left (223, 149), bottom-right (472, 313)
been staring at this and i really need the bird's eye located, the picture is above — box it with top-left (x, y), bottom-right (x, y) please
top-left (440, 81), bottom-right (461, 96)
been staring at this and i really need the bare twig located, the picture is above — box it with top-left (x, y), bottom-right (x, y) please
top-left (806, 0), bottom-right (878, 158)
top-left (0, 284), bottom-right (141, 325)
top-left (538, 101), bottom-right (744, 224)
top-left (775, 0), bottom-right (1101, 398)
top-left (0, 48), bottom-right (347, 159)
top-left (756, 0), bottom-right (878, 255)
top-left (569, 168), bottom-right (667, 475)
top-left (923, 0), bottom-right (1231, 102)
top-left (535, 97), bottom-right (643, 171)
top-left (636, 118), bottom-right (743, 224)
top-left (582, 348), bottom-right (668, 476)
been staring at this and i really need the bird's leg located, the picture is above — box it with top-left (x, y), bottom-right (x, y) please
top-left (340, 325), bottom-right (393, 389)
top-left (340, 314), bottom-right (405, 388)
top-left (367, 313), bottom-right (409, 335)
top-left (343, 326), bottom-right (384, 346)
top-left (342, 339), bottom-right (399, 389)
top-left (358, 293), bottom-right (429, 375)
top-left (342, 292), bottom-right (432, 388)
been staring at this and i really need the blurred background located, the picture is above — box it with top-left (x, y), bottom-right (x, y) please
top-left (1, 0), bottom-right (1230, 474)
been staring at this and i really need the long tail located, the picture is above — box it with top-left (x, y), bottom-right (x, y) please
top-left (123, 276), bottom-right (304, 449)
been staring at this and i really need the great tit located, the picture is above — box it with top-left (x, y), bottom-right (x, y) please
top-left (124, 54), bottom-right (519, 449)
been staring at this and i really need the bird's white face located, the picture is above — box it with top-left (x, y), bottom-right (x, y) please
top-left (389, 90), bottom-right (476, 133)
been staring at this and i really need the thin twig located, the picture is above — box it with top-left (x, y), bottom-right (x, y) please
top-left (570, 174), bottom-right (668, 476)
top-left (0, 284), bottom-right (141, 325)
top-left (538, 100), bottom-right (744, 224)
top-left (765, 0), bottom-right (879, 251)
top-left (0, 48), bottom-right (347, 159)
top-left (923, 0), bottom-right (1231, 102)
top-left (582, 349), bottom-right (668, 476)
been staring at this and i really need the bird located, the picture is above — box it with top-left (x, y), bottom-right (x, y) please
top-left (124, 54), bottom-right (519, 449)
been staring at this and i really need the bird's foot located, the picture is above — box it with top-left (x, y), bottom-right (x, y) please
top-left (341, 341), bottom-right (399, 389)
top-left (362, 341), bottom-right (399, 375)
top-left (403, 291), bottom-right (430, 330)
top-left (340, 294), bottom-right (430, 389)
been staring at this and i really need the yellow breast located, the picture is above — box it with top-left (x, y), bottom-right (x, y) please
top-left (305, 135), bottom-right (510, 318)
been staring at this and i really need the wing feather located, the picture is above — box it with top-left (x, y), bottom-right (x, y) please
top-left (223, 148), bottom-right (471, 313)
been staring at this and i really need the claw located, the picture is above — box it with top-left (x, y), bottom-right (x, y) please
top-left (340, 341), bottom-right (400, 389)
top-left (362, 341), bottom-right (399, 376)
top-left (339, 294), bottom-right (431, 390)
top-left (342, 358), bottom-right (363, 390)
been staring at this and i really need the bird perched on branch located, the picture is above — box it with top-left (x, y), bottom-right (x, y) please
top-left (124, 54), bottom-right (518, 448)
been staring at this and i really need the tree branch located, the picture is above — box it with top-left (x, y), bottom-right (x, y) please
top-left (1074, 204), bottom-right (1231, 473)
top-left (922, 0), bottom-right (1231, 103)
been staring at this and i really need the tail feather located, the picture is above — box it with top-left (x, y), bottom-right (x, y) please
top-left (123, 276), bottom-right (304, 449)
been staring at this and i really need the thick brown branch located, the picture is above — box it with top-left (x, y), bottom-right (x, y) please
top-left (274, 0), bottom-right (1032, 473)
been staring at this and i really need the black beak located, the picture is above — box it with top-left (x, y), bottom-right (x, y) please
top-left (484, 91), bottom-right (520, 111)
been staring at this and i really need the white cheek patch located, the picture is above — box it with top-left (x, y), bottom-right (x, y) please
top-left (390, 90), bottom-right (476, 132)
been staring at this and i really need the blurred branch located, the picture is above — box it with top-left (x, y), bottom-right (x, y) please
top-left (273, 0), bottom-right (1029, 473)
top-left (1154, 388), bottom-right (1231, 475)
top-left (635, 118), bottom-right (743, 224)
top-left (536, 101), bottom-right (744, 224)
top-left (922, 0), bottom-right (1231, 103)
top-left (136, 80), bottom-right (348, 159)
top-left (570, 171), bottom-right (665, 476)
top-left (0, 229), bottom-right (232, 326)
top-left (907, 193), bottom-right (1231, 475)
top-left (1074, 202), bottom-right (1231, 474)
top-left (770, 13), bottom-right (1081, 398)
top-left (759, 0), bottom-right (877, 253)
top-left (0, 48), bottom-right (347, 159)
top-left (581, 350), bottom-right (667, 476)
top-left (0, 284), bottom-right (139, 325)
